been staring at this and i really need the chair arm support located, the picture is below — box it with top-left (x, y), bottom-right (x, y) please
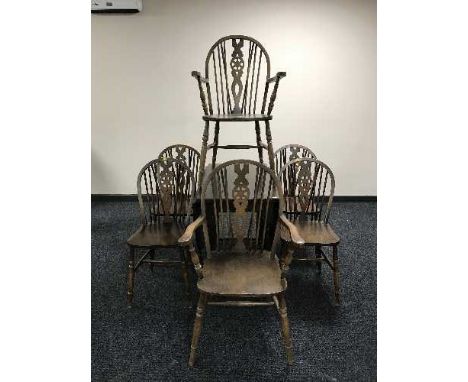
top-left (279, 214), bottom-right (305, 247)
top-left (178, 216), bottom-right (205, 279)
top-left (191, 71), bottom-right (210, 114)
top-left (178, 216), bottom-right (205, 246)
top-left (266, 72), bottom-right (286, 115)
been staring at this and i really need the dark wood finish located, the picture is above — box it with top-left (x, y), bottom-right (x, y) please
top-left (279, 158), bottom-right (342, 304)
top-left (192, 35), bottom-right (287, 184)
top-left (126, 157), bottom-right (196, 306)
top-left (179, 160), bottom-right (303, 366)
top-left (198, 252), bottom-right (284, 296)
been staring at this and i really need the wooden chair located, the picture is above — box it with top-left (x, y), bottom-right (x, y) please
top-left (158, 144), bottom-right (201, 193)
top-left (126, 158), bottom-right (196, 306)
top-left (178, 159), bottom-right (304, 366)
top-left (191, 35), bottom-right (287, 189)
top-left (274, 144), bottom-right (317, 176)
top-left (278, 158), bottom-right (341, 304)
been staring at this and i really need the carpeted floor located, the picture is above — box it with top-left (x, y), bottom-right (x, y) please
top-left (92, 201), bottom-right (376, 381)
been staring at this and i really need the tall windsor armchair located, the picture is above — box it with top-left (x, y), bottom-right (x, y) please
top-left (279, 158), bottom-right (341, 304)
top-left (126, 158), bottom-right (196, 306)
top-left (159, 144), bottom-right (201, 193)
top-left (192, 35), bottom-right (286, 189)
top-left (178, 159), bottom-right (304, 366)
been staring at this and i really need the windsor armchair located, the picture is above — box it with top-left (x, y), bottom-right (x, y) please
top-left (279, 158), bottom-right (341, 304)
top-left (126, 158), bottom-right (196, 306)
top-left (192, 35), bottom-right (286, 189)
top-left (159, 144), bottom-right (201, 192)
top-left (178, 159), bottom-right (304, 366)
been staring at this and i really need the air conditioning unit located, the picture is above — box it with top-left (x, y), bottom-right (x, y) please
top-left (91, 0), bottom-right (142, 14)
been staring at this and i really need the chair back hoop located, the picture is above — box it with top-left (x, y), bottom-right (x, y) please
top-left (136, 157), bottom-right (196, 225)
top-left (204, 35), bottom-right (272, 115)
top-left (158, 144), bottom-right (201, 191)
top-left (274, 144), bottom-right (317, 175)
top-left (200, 160), bottom-right (285, 258)
top-left (279, 158), bottom-right (335, 223)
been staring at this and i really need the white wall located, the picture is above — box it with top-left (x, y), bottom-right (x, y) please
top-left (92, 0), bottom-right (376, 195)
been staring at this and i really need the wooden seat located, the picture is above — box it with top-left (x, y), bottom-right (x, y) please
top-left (281, 221), bottom-right (340, 246)
top-left (198, 252), bottom-right (284, 296)
top-left (202, 114), bottom-right (272, 122)
top-left (127, 221), bottom-right (185, 248)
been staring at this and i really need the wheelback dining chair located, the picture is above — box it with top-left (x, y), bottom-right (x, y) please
top-left (274, 143), bottom-right (317, 176)
top-left (178, 159), bottom-right (304, 366)
top-left (191, 35), bottom-right (287, 190)
top-left (159, 144), bottom-right (201, 193)
top-left (126, 157), bottom-right (196, 306)
top-left (279, 158), bottom-right (341, 304)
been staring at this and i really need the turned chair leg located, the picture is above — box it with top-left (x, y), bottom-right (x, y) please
top-left (180, 248), bottom-right (191, 297)
top-left (127, 246), bottom-right (135, 307)
top-left (211, 121), bottom-right (220, 170)
top-left (332, 245), bottom-right (341, 304)
top-left (189, 292), bottom-right (208, 367)
top-left (315, 245), bottom-right (322, 274)
top-left (198, 120), bottom-right (210, 194)
top-left (255, 121), bottom-right (264, 164)
top-left (277, 292), bottom-right (293, 365)
top-left (264, 120), bottom-right (275, 170)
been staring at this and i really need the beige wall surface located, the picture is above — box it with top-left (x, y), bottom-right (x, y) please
top-left (92, 0), bottom-right (376, 195)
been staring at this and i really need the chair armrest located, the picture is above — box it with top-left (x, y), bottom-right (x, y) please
top-left (265, 72), bottom-right (286, 115)
top-left (178, 216), bottom-right (205, 246)
top-left (279, 214), bottom-right (304, 247)
top-left (267, 71), bottom-right (286, 83)
top-left (191, 71), bottom-right (210, 114)
top-left (191, 71), bottom-right (209, 83)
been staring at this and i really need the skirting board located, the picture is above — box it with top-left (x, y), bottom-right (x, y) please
top-left (91, 194), bottom-right (377, 202)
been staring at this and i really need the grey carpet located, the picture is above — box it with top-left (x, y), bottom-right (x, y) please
top-left (92, 201), bottom-right (376, 381)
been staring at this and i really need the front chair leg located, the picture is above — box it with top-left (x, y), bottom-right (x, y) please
top-left (332, 245), bottom-right (341, 304)
top-left (255, 121), bottom-right (264, 164)
top-left (198, 120), bottom-right (210, 194)
top-left (277, 292), bottom-right (293, 365)
top-left (264, 120), bottom-right (275, 170)
top-left (127, 246), bottom-right (136, 307)
top-left (189, 292), bottom-right (208, 367)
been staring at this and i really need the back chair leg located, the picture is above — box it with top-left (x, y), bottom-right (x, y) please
top-left (189, 292), bottom-right (209, 367)
top-left (332, 245), bottom-right (341, 304)
top-left (277, 292), bottom-right (293, 365)
top-left (255, 121), bottom-right (264, 163)
top-left (149, 249), bottom-right (155, 273)
top-left (315, 245), bottom-right (322, 274)
top-left (127, 246), bottom-right (135, 307)
top-left (211, 121), bottom-right (220, 169)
